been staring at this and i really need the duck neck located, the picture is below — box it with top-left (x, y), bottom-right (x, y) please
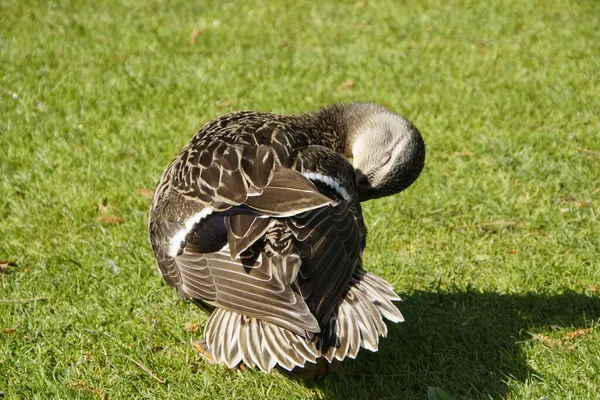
top-left (300, 102), bottom-right (383, 158)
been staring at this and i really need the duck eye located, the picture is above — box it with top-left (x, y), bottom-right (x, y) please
top-left (380, 154), bottom-right (391, 166)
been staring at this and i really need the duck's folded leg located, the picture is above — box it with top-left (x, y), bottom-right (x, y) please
top-left (192, 339), bottom-right (216, 364)
top-left (192, 339), bottom-right (249, 370)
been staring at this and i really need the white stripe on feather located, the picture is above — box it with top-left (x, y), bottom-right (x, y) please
top-left (303, 172), bottom-right (352, 202)
top-left (167, 207), bottom-right (214, 257)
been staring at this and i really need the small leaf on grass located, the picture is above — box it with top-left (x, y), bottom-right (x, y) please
top-left (186, 321), bottom-right (201, 332)
top-left (339, 78), bottom-right (355, 91)
top-left (97, 201), bottom-right (122, 224)
top-left (98, 203), bottom-right (110, 214)
top-left (122, 149), bottom-right (138, 158)
top-left (98, 215), bottom-right (123, 224)
top-left (67, 381), bottom-right (106, 400)
top-left (136, 188), bottom-right (154, 199)
top-left (216, 100), bottom-right (231, 109)
top-left (190, 28), bottom-right (201, 45)
top-left (564, 328), bottom-right (592, 341)
top-left (0, 261), bottom-right (16, 273)
top-left (428, 387), bottom-right (456, 400)
top-left (3, 328), bottom-right (16, 334)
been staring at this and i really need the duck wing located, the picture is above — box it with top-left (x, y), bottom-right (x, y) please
top-left (149, 127), bottom-right (334, 336)
top-left (150, 190), bottom-right (331, 335)
top-left (287, 146), bottom-right (366, 333)
top-left (169, 113), bottom-right (304, 209)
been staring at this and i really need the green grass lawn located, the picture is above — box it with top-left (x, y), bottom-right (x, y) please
top-left (1, 0), bottom-right (599, 398)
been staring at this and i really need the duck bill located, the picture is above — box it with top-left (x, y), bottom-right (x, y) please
top-left (357, 184), bottom-right (381, 202)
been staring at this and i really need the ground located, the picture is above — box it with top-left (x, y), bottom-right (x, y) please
top-left (1, 0), bottom-right (599, 399)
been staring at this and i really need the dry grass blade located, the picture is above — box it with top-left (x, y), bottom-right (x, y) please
top-left (0, 297), bottom-right (47, 304)
top-left (575, 146), bottom-right (600, 157)
top-left (120, 353), bottom-right (165, 383)
top-left (531, 333), bottom-right (562, 348)
top-left (135, 188), bottom-right (154, 199)
top-left (454, 221), bottom-right (518, 230)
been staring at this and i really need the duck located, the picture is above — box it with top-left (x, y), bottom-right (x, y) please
top-left (148, 102), bottom-right (425, 378)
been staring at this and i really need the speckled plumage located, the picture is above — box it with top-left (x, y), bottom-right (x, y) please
top-left (148, 103), bottom-right (424, 377)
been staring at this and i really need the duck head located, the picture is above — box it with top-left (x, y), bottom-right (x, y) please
top-left (344, 103), bottom-right (425, 201)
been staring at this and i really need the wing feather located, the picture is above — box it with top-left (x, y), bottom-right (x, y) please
top-left (244, 168), bottom-right (332, 216)
top-left (286, 196), bottom-right (363, 329)
top-left (173, 247), bottom-right (320, 336)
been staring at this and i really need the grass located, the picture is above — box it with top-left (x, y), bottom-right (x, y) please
top-left (1, 0), bottom-right (599, 398)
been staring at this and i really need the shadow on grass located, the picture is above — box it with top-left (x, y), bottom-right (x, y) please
top-left (316, 290), bottom-right (600, 400)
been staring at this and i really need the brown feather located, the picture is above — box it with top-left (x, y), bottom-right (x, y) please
top-left (241, 145), bottom-right (275, 189)
top-left (244, 167), bottom-right (332, 216)
top-left (225, 215), bottom-right (271, 260)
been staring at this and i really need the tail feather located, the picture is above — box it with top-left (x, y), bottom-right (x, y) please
top-left (333, 306), bottom-right (350, 360)
top-left (279, 328), bottom-right (310, 368)
top-left (289, 330), bottom-right (319, 364)
top-left (203, 269), bottom-right (403, 373)
top-left (249, 319), bottom-right (277, 372)
top-left (354, 281), bottom-right (389, 336)
top-left (358, 272), bottom-right (404, 323)
top-left (324, 269), bottom-right (403, 361)
top-left (341, 301), bottom-right (361, 359)
top-left (244, 317), bottom-right (262, 369)
top-left (209, 309), bottom-right (243, 368)
top-left (222, 319), bottom-right (243, 368)
top-left (211, 309), bottom-right (231, 364)
top-left (262, 322), bottom-right (298, 371)
top-left (205, 309), bottom-right (314, 372)
top-left (204, 309), bottom-right (221, 353)
top-left (346, 288), bottom-right (380, 352)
